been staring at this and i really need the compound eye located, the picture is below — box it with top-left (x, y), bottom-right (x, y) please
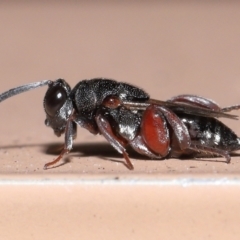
top-left (44, 85), bottom-right (67, 117)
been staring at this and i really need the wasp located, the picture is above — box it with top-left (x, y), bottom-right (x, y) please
top-left (0, 78), bottom-right (240, 170)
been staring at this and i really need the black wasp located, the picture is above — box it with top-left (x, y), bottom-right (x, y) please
top-left (1, 78), bottom-right (240, 170)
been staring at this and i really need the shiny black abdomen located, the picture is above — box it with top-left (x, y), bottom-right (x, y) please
top-left (179, 113), bottom-right (240, 151)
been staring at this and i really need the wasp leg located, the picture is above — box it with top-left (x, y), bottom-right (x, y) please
top-left (95, 114), bottom-right (134, 170)
top-left (189, 144), bottom-right (231, 163)
top-left (221, 105), bottom-right (240, 112)
top-left (44, 114), bottom-right (76, 169)
top-left (153, 105), bottom-right (232, 162)
top-left (130, 134), bottom-right (162, 159)
top-left (74, 116), bottom-right (99, 135)
top-left (140, 105), bottom-right (170, 157)
top-left (168, 94), bottom-right (221, 111)
top-left (168, 94), bottom-right (240, 113)
top-left (156, 105), bottom-right (191, 150)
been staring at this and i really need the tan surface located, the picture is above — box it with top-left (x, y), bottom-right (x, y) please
top-left (0, 1), bottom-right (240, 239)
top-left (1, 176), bottom-right (240, 240)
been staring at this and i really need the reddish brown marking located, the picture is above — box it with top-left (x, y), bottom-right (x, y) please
top-left (141, 105), bottom-right (170, 157)
top-left (102, 96), bottom-right (121, 109)
top-left (43, 148), bottom-right (69, 169)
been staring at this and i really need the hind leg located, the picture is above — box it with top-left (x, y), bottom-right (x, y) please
top-left (138, 104), bottom-right (191, 158)
top-left (168, 94), bottom-right (221, 111)
top-left (142, 105), bottom-right (232, 163)
top-left (169, 94), bottom-right (240, 113)
top-left (189, 143), bottom-right (231, 163)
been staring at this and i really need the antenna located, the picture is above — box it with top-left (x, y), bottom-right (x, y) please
top-left (0, 80), bottom-right (52, 103)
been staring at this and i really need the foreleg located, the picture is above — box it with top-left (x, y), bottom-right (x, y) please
top-left (44, 113), bottom-right (76, 169)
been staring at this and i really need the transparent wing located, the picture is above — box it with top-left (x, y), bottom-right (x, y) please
top-left (122, 98), bottom-right (239, 120)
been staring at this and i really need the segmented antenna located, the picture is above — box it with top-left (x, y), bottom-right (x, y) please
top-left (0, 80), bottom-right (52, 103)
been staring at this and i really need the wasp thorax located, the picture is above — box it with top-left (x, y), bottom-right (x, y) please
top-left (44, 84), bottom-right (67, 117)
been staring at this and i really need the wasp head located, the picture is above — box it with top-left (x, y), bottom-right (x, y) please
top-left (44, 79), bottom-right (73, 137)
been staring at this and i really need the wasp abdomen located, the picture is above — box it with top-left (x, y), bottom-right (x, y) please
top-left (180, 114), bottom-right (240, 151)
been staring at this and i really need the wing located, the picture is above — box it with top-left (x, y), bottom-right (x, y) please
top-left (122, 98), bottom-right (239, 120)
